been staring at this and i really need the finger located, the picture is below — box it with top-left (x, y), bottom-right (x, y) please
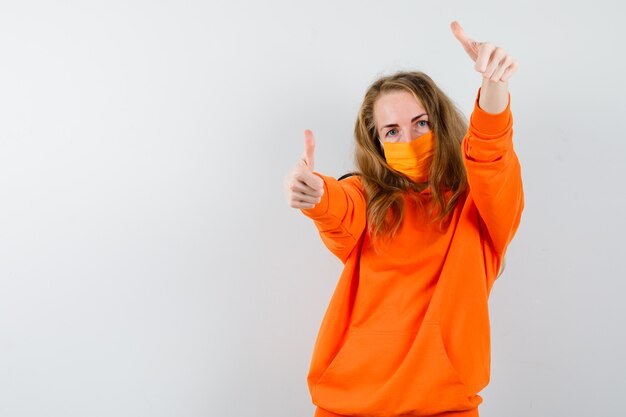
top-left (289, 173), bottom-right (324, 196)
top-left (303, 129), bottom-right (315, 171)
top-left (290, 179), bottom-right (324, 197)
top-left (475, 42), bottom-right (496, 73)
top-left (483, 47), bottom-right (507, 79)
top-left (297, 167), bottom-right (324, 191)
top-left (285, 171), bottom-right (309, 193)
top-left (500, 60), bottom-right (519, 82)
top-left (450, 21), bottom-right (479, 61)
top-left (284, 168), bottom-right (323, 196)
top-left (284, 173), bottom-right (321, 210)
top-left (291, 201), bottom-right (316, 210)
top-left (490, 55), bottom-right (513, 82)
top-left (287, 189), bottom-right (316, 209)
top-left (297, 154), bottom-right (309, 168)
top-left (290, 191), bottom-right (322, 205)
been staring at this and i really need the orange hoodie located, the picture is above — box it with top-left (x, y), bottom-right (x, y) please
top-left (301, 89), bottom-right (524, 417)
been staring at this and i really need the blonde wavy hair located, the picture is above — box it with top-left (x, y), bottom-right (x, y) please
top-left (354, 71), bottom-right (469, 240)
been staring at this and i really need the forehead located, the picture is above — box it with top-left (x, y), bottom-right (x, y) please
top-left (373, 90), bottom-right (426, 128)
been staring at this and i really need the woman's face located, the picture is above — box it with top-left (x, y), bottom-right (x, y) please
top-left (373, 90), bottom-right (430, 143)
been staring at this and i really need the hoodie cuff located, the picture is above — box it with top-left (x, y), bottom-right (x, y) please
top-left (470, 87), bottom-right (512, 138)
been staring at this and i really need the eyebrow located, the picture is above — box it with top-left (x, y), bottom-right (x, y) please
top-left (380, 113), bottom-right (428, 131)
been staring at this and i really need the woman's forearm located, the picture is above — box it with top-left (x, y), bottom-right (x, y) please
top-left (478, 78), bottom-right (509, 114)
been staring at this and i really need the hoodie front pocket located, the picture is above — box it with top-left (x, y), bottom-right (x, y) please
top-left (312, 324), bottom-right (474, 417)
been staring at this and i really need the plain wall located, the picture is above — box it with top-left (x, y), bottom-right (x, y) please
top-left (1, 1), bottom-right (625, 416)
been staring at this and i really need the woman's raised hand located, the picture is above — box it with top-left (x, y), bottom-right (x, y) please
top-left (451, 21), bottom-right (518, 82)
top-left (284, 129), bottom-right (325, 210)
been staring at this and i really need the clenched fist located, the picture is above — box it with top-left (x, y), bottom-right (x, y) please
top-left (284, 129), bottom-right (325, 210)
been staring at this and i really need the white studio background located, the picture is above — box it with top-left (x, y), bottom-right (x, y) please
top-left (0, 1), bottom-right (624, 416)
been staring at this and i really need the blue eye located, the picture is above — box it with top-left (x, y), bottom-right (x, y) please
top-left (386, 128), bottom-right (398, 137)
top-left (417, 120), bottom-right (428, 128)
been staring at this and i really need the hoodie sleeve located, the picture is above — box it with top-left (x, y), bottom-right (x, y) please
top-left (300, 174), bottom-right (367, 263)
top-left (462, 88), bottom-right (524, 256)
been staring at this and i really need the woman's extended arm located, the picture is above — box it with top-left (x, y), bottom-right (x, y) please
top-left (285, 130), bottom-right (367, 263)
top-left (462, 90), bottom-right (524, 255)
top-left (451, 21), bottom-right (524, 256)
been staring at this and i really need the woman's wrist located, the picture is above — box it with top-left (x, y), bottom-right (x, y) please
top-left (478, 78), bottom-right (509, 114)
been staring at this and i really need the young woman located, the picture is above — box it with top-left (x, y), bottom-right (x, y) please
top-left (284, 21), bottom-right (523, 417)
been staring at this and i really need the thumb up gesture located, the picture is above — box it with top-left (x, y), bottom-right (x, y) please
top-left (284, 129), bottom-right (325, 209)
top-left (451, 21), bottom-right (518, 82)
